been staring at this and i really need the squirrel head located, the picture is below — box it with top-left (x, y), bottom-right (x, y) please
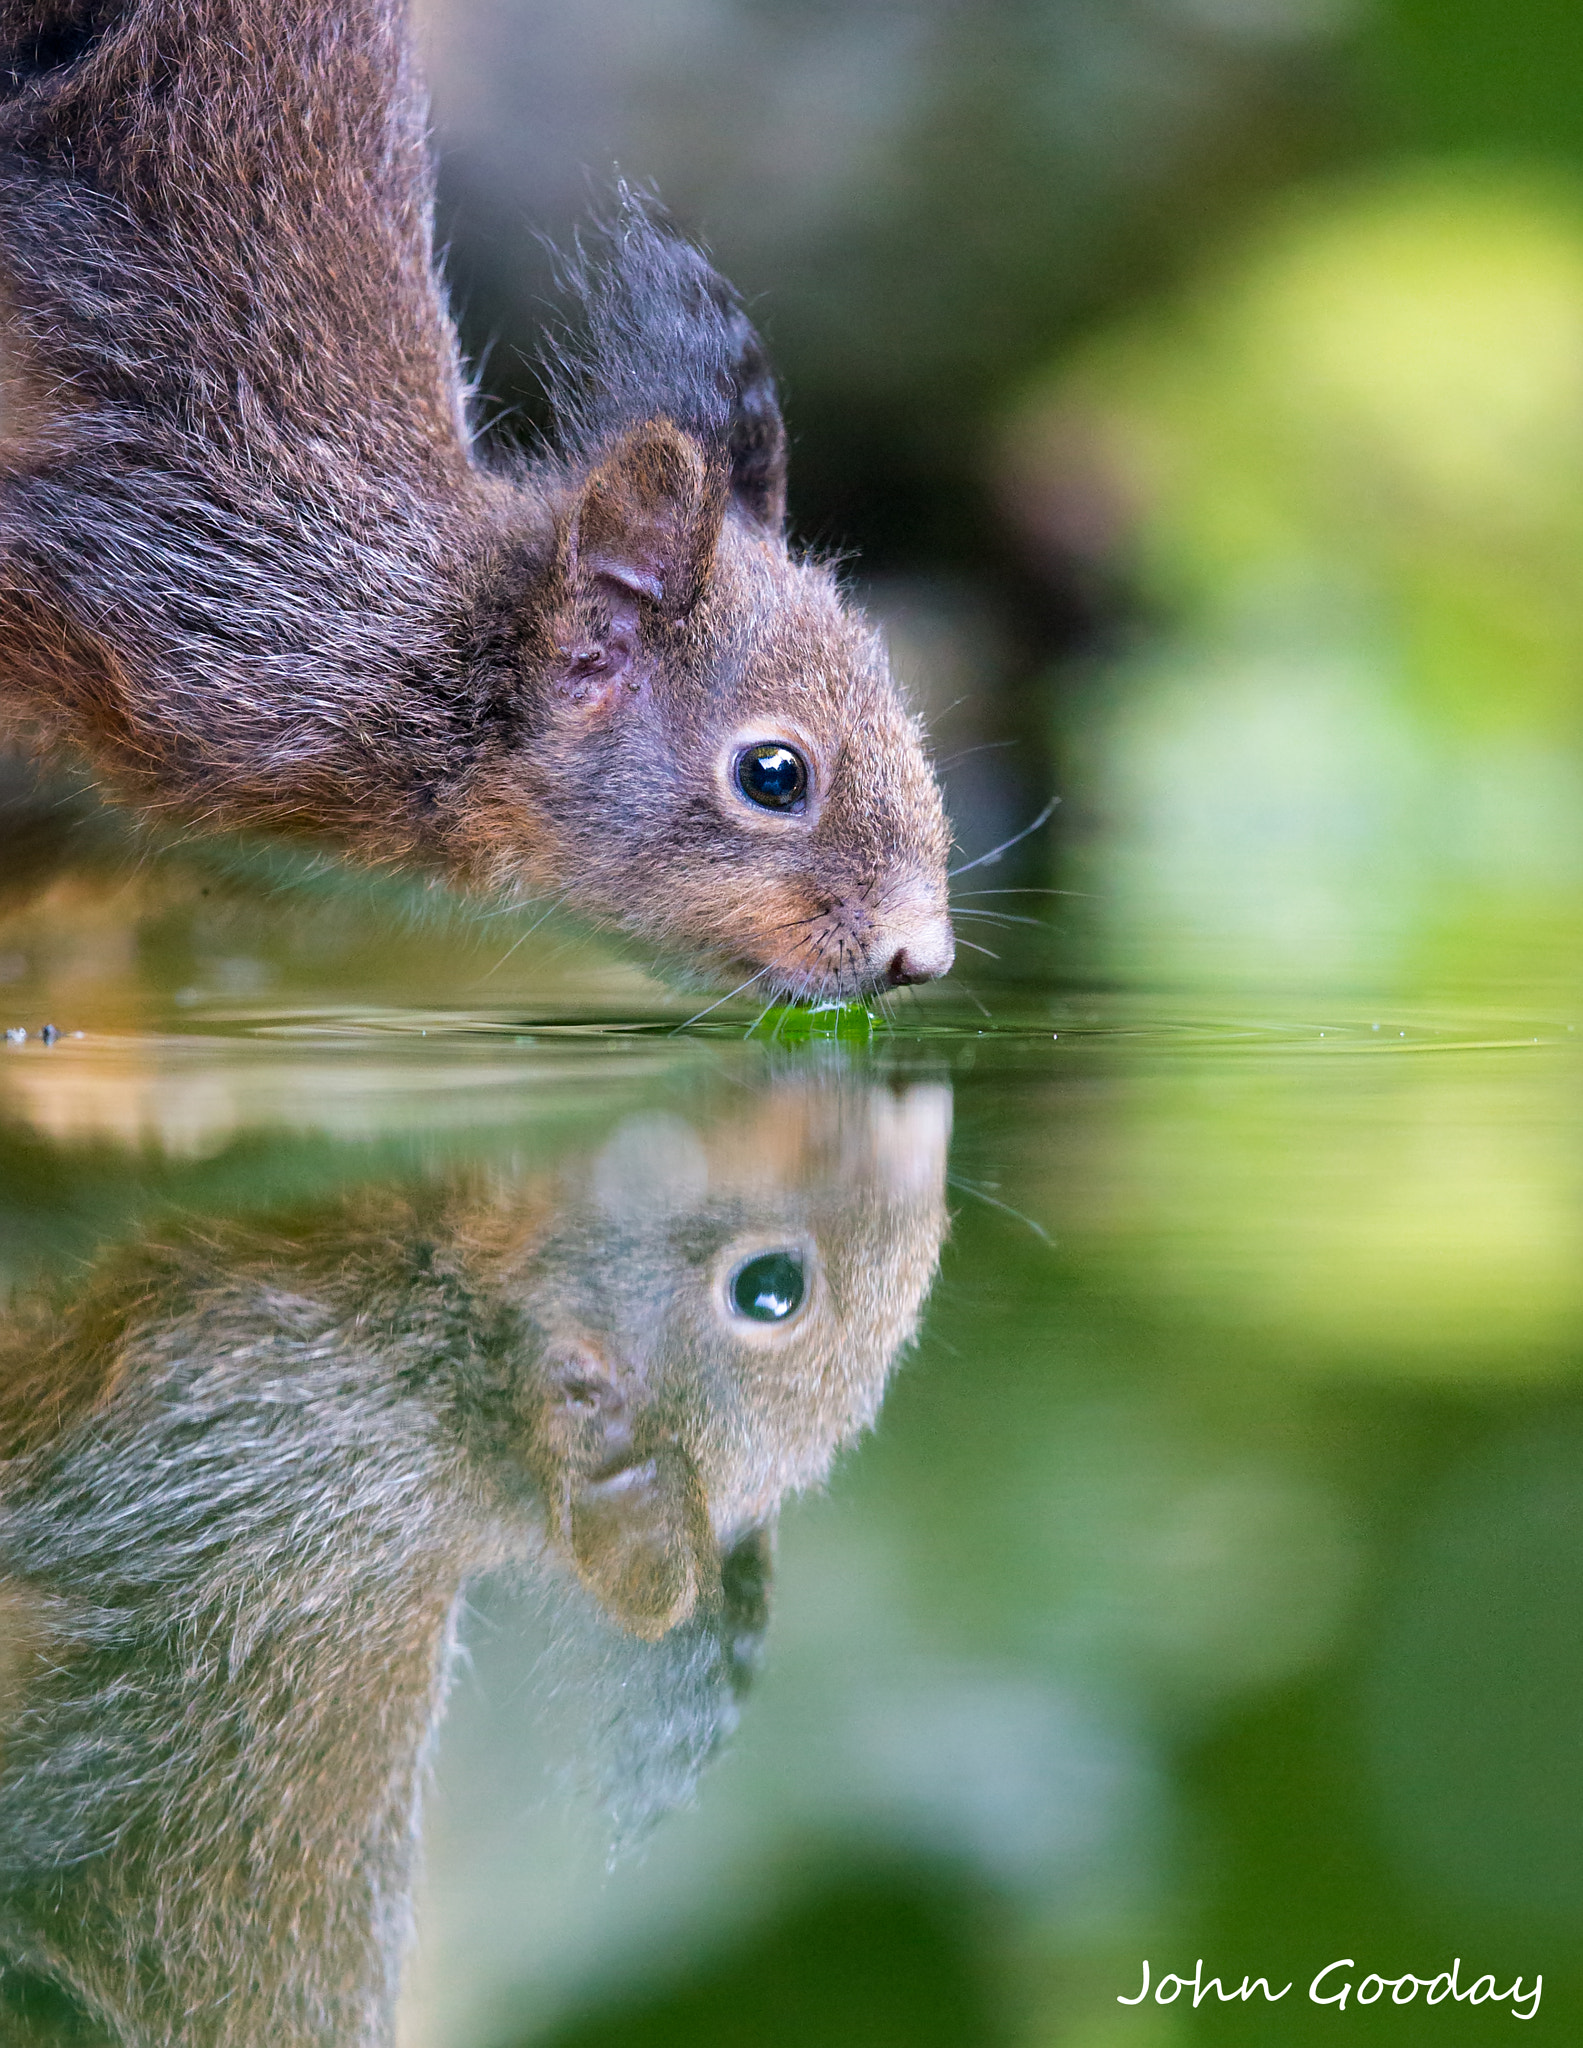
top-left (453, 205), bottom-right (955, 1002)
top-left (503, 1078), bottom-right (952, 1638)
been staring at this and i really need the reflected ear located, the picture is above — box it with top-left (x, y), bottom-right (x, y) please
top-left (569, 1445), bottom-right (715, 1641)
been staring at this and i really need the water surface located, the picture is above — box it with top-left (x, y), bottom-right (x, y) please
top-left (0, 984), bottom-right (1577, 2044)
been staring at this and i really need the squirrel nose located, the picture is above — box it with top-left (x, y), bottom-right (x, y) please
top-left (884, 916), bottom-right (955, 987)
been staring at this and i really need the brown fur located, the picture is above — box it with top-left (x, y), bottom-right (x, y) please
top-left (0, 1078), bottom-right (951, 2043)
top-left (0, 0), bottom-right (953, 999)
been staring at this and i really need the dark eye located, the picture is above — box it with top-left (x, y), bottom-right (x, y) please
top-left (728, 1250), bottom-right (806, 1323)
top-left (736, 741), bottom-right (808, 811)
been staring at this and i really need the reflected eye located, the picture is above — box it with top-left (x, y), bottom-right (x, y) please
top-left (728, 1250), bottom-right (806, 1323)
top-left (736, 742), bottom-right (808, 811)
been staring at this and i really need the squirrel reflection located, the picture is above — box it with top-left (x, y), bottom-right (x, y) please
top-left (0, 1079), bottom-right (950, 2046)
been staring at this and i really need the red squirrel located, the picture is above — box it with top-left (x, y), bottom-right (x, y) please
top-left (0, 0), bottom-right (954, 1001)
top-left (0, 1079), bottom-right (951, 2044)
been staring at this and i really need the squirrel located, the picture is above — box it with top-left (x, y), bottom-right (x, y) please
top-left (0, 1077), bottom-right (951, 2045)
top-left (0, 0), bottom-right (955, 1002)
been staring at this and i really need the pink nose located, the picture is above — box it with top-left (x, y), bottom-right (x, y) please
top-left (884, 917), bottom-right (955, 987)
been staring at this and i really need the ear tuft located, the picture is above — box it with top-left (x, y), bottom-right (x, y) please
top-left (566, 418), bottom-right (726, 620)
top-left (723, 323), bottom-right (787, 530)
top-left (543, 194), bottom-right (788, 533)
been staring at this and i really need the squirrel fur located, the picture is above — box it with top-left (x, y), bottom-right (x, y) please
top-left (0, 1079), bottom-right (951, 2045)
top-left (0, 0), bottom-right (955, 1000)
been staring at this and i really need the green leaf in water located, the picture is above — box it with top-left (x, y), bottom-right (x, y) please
top-left (749, 1002), bottom-right (876, 1044)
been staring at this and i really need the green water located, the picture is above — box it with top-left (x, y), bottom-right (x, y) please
top-left (1, 970), bottom-right (1578, 2045)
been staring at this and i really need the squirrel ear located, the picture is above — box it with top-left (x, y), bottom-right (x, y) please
top-left (568, 1446), bottom-right (715, 1640)
top-left (566, 418), bottom-right (726, 618)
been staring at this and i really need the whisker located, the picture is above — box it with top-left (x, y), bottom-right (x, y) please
top-left (955, 937), bottom-right (1000, 960)
top-left (926, 694), bottom-right (970, 732)
top-left (760, 909), bottom-right (832, 937)
top-left (671, 965), bottom-right (771, 1035)
top-left (948, 1173), bottom-right (1054, 1246)
top-left (483, 890), bottom-right (573, 978)
top-left (744, 994), bottom-right (778, 1038)
top-left (947, 797), bottom-right (1059, 880)
top-left (937, 739), bottom-right (1018, 770)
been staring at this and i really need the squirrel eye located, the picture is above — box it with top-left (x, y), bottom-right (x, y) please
top-left (728, 1250), bottom-right (806, 1323)
top-left (736, 741), bottom-right (808, 811)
